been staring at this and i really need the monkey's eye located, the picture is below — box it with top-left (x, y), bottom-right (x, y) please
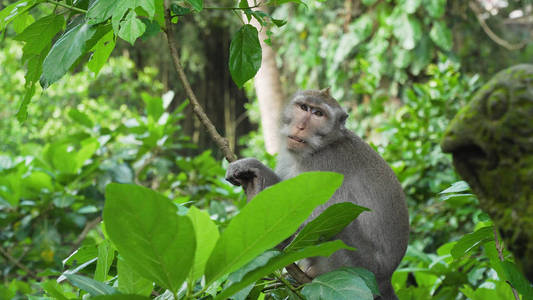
top-left (312, 109), bottom-right (324, 117)
top-left (299, 104), bottom-right (309, 111)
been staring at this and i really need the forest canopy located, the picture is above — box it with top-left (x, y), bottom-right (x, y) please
top-left (0, 0), bottom-right (532, 299)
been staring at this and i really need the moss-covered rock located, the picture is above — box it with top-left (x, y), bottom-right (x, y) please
top-left (441, 64), bottom-right (533, 281)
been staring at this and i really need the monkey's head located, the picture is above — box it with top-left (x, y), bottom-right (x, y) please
top-left (280, 88), bottom-right (349, 156)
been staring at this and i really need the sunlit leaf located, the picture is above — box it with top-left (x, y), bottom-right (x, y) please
top-left (229, 24), bottom-right (262, 87)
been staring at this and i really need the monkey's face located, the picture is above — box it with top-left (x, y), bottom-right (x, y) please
top-left (282, 99), bottom-right (331, 153)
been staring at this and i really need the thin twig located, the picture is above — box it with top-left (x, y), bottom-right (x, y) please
top-left (273, 273), bottom-right (306, 299)
top-left (163, 1), bottom-right (237, 163)
top-left (493, 227), bottom-right (520, 300)
top-left (70, 216), bottom-right (102, 254)
top-left (0, 246), bottom-right (38, 279)
top-left (47, 0), bottom-right (87, 13)
top-left (469, 2), bottom-right (526, 51)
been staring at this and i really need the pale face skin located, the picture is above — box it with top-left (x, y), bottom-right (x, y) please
top-left (285, 101), bottom-right (329, 152)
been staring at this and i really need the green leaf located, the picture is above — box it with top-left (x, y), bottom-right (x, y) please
top-left (14, 14), bottom-right (65, 60)
top-left (498, 261), bottom-right (533, 299)
top-left (22, 171), bottom-right (53, 193)
top-left (362, 0), bottom-right (377, 5)
top-left (410, 34), bottom-right (432, 75)
top-left (142, 93), bottom-right (164, 121)
top-left (400, 0), bottom-right (422, 14)
top-left (104, 183), bottom-right (196, 293)
top-left (88, 0), bottom-right (155, 24)
top-left (205, 172), bottom-right (343, 285)
top-left (285, 202), bottom-right (369, 252)
top-left (440, 181), bottom-right (470, 194)
top-left (451, 226), bottom-right (493, 258)
top-left (170, 4), bottom-right (192, 16)
top-left (187, 206), bottom-right (220, 282)
top-left (95, 240), bottom-right (115, 282)
top-left (338, 267), bottom-right (380, 296)
top-left (68, 109), bottom-right (94, 128)
top-left (40, 22), bottom-right (98, 88)
top-left (0, 0), bottom-right (39, 33)
top-left (118, 10), bottom-right (146, 45)
top-left (423, 0), bottom-right (446, 18)
top-left (185, 0), bottom-right (203, 12)
top-left (76, 138), bottom-right (100, 170)
top-left (229, 24), bottom-right (262, 87)
top-left (16, 81), bottom-right (36, 122)
top-left (393, 47), bottom-right (412, 69)
top-left (216, 240), bottom-right (352, 300)
top-left (117, 257), bottom-right (153, 296)
top-left (301, 268), bottom-right (373, 300)
top-left (430, 20), bottom-right (452, 51)
top-left (91, 295), bottom-right (151, 300)
top-left (271, 18), bottom-right (287, 27)
top-left (88, 30), bottom-right (115, 75)
top-left (11, 11), bottom-right (34, 34)
top-left (64, 274), bottom-right (117, 296)
top-left (393, 14), bottom-right (422, 50)
top-left (40, 280), bottom-right (69, 300)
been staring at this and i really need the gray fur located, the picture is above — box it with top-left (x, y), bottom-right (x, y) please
top-left (225, 90), bottom-right (409, 300)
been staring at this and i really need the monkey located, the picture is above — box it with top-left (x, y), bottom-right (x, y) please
top-left (225, 88), bottom-right (409, 300)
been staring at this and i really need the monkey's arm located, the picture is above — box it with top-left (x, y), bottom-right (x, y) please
top-left (225, 158), bottom-right (281, 200)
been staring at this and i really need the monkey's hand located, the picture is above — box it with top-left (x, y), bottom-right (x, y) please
top-left (226, 158), bottom-right (280, 199)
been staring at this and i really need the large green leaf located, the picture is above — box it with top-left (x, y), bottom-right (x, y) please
top-left (64, 274), bottom-right (117, 296)
top-left (450, 226), bottom-right (493, 258)
top-left (14, 14), bottom-right (64, 59)
top-left (410, 34), bottom-right (432, 75)
top-left (40, 22), bottom-right (98, 88)
top-left (118, 10), bottom-right (146, 45)
top-left (187, 206), bottom-right (220, 282)
top-left (285, 202), bottom-right (369, 252)
top-left (430, 20), bottom-right (452, 51)
top-left (117, 257), bottom-right (153, 296)
top-left (40, 280), bottom-right (69, 300)
top-left (216, 240), bottom-right (352, 300)
top-left (229, 24), bottom-right (262, 87)
top-left (205, 172), bottom-right (343, 285)
top-left (301, 268), bottom-right (374, 300)
top-left (104, 183), bottom-right (196, 293)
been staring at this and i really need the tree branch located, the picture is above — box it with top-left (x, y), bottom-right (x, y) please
top-left (0, 246), bottom-right (37, 279)
top-left (469, 1), bottom-right (526, 51)
top-left (163, 2), bottom-right (237, 163)
top-left (71, 216), bottom-right (102, 254)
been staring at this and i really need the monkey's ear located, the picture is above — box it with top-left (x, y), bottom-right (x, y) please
top-left (320, 87), bottom-right (331, 97)
top-left (339, 112), bottom-right (348, 124)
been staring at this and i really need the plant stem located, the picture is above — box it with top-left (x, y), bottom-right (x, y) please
top-left (204, 2), bottom-right (263, 10)
top-left (47, 0), bottom-right (87, 13)
top-left (274, 273), bottom-right (306, 300)
top-left (493, 227), bottom-right (520, 300)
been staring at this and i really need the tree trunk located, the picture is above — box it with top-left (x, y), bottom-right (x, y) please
top-left (247, 2), bottom-right (285, 154)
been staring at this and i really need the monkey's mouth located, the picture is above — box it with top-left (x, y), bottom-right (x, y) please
top-left (288, 135), bottom-right (306, 144)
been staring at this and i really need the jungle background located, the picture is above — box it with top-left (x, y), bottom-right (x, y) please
top-left (1, 0), bottom-right (532, 299)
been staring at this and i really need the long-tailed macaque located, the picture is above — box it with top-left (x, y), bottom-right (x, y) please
top-left (226, 89), bottom-right (409, 299)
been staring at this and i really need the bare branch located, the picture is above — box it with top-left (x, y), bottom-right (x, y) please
top-left (469, 1), bottom-right (526, 51)
top-left (163, 2), bottom-right (237, 163)
top-left (0, 246), bottom-right (37, 279)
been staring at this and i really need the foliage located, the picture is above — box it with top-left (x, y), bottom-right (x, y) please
top-left (393, 182), bottom-right (533, 299)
